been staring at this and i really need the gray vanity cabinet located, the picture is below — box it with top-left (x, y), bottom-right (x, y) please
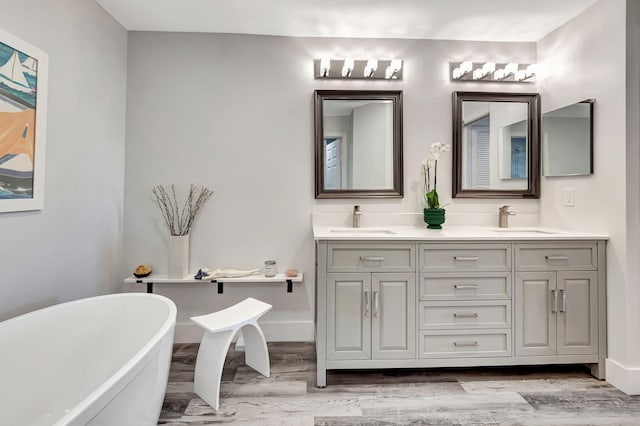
top-left (326, 272), bottom-right (416, 361)
top-left (315, 238), bottom-right (606, 387)
top-left (323, 243), bottom-right (416, 362)
top-left (515, 243), bottom-right (599, 358)
top-left (418, 243), bottom-right (513, 359)
top-left (326, 273), bottom-right (371, 360)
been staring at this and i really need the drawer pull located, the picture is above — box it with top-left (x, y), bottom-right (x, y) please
top-left (360, 256), bottom-right (384, 262)
top-left (454, 341), bottom-right (479, 347)
top-left (454, 256), bottom-right (478, 261)
top-left (454, 312), bottom-right (479, 318)
top-left (545, 255), bottom-right (569, 261)
top-left (454, 284), bottom-right (478, 289)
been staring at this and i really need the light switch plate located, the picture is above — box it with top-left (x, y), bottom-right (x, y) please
top-left (564, 188), bottom-right (575, 207)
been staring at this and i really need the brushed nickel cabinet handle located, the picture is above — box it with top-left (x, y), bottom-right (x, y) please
top-left (454, 284), bottom-right (479, 289)
top-left (454, 256), bottom-right (479, 261)
top-left (551, 289), bottom-right (558, 313)
top-left (373, 291), bottom-right (379, 317)
top-left (545, 255), bottom-right (569, 261)
top-left (560, 289), bottom-right (567, 313)
top-left (360, 256), bottom-right (384, 262)
top-left (454, 341), bottom-right (479, 347)
top-left (364, 291), bottom-right (370, 317)
top-left (454, 313), bottom-right (479, 318)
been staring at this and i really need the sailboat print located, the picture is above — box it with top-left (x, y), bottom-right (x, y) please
top-left (0, 30), bottom-right (46, 208)
top-left (21, 56), bottom-right (37, 76)
top-left (0, 50), bottom-right (32, 93)
top-left (0, 109), bottom-right (35, 196)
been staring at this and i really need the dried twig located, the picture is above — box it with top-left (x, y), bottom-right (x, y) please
top-left (151, 184), bottom-right (213, 236)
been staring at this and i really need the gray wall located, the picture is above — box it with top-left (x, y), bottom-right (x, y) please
top-left (124, 31), bottom-right (536, 341)
top-left (0, 0), bottom-right (128, 320)
top-left (537, 0), bottom-right (640, 392)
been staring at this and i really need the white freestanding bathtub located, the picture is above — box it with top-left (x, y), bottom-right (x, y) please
top-left (0, 293), bottom-right (177, 426)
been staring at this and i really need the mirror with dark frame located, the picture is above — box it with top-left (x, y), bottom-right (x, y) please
top-left (542, 99), bottom-right (594, 177)
top-left (314, 90), bottom-right (403, 198)
top-left (452, 91), bottom-right (540, 199)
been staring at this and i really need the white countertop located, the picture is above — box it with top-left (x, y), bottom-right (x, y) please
top-left (313, 225), bottom-right (609, 241)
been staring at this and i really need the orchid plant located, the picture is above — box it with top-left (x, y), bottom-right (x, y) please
top-left (421, 142), bottom-right (451, 209)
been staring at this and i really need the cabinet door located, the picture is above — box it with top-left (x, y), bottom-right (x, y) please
top-left (327, 273), bottom-right (371, 360)
top-left (515, 272), bottom-right (557, 356)
top-left (557, 271), bottom-right (598, 355)
top-left (371, 273), bottom-right (416, 359)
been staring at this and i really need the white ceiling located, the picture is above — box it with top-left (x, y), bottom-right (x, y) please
top-left (96, 0), bottom-right (598, 42)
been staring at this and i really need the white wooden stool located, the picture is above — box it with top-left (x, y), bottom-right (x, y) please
top-left (190, 297), bottom-right (272, 410)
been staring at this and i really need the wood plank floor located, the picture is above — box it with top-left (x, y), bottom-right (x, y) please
top-left (159, 343), bottom-right (640, 425)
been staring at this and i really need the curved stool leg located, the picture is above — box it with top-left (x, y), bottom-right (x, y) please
top-left (193, 329), bottom-right (235, 410)
top-left (241, 322), bottom-right (270, 377)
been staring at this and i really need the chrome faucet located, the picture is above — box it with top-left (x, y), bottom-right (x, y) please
top-left (353, 205), bottom-right (362, 228)
top-left (498, 205), bottom-right (516, 228)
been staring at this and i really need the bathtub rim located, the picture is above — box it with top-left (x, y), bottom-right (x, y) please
top-left (1, 292), bottom-right (177, 425)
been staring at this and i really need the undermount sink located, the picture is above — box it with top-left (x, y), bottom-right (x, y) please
top-left (490, 228), bottom-right (558, 234)
top-left (329, 228), bottom-right (396, 234)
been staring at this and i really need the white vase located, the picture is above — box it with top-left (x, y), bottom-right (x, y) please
top-left (168, 234), bottom-right (189, 278)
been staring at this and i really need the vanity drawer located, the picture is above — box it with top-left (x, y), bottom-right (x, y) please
top-left (419, 272), bottom-right (511, 300)
top-left (419, 244), bottom-right (511, 272)
top-left (326, 243), bottom-right (415, 272)
top-left (419, 301), bottom-right (511, 330)
top-left (419, 330), bottom-right (511, 358)
top-left (515, 243), bottom-right (597, 271)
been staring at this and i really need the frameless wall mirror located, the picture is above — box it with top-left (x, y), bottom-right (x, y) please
top-left (542, 99), bottom-right (594, 177)
top-left (314, 90), bottom-right (403, 198)
top-left (452, 91), bottom-right (540, 199)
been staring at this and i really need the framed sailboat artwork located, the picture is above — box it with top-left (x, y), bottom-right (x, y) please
top-left (0, 27), bottom-right (48, 212)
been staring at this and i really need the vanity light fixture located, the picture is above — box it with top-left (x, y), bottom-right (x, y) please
top-left (450, 61), bottom-right (536, 83)
top-left (314, 58), bottom-right (403, 80)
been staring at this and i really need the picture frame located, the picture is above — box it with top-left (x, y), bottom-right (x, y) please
top-left (0, 27), bottom-right (48, 212)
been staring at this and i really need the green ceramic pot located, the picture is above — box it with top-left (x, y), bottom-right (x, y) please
top-left (423, 208), bottom-right (446, 229)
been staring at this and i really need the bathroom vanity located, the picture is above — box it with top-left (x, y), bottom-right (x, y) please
top-left (313, 226), bottom-right (607, 387)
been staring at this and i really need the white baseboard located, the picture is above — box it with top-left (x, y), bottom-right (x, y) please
top-left (606, 358), bottom-right (640, 395)
top-left (174, 320), bottom-right (315, 344)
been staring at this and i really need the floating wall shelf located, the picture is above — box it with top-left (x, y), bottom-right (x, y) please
top-left (124, 273), bottom-right (304, 294)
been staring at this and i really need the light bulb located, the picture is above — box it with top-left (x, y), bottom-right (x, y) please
top-left (482, 62), bottom-right (496, 76)
top-left (505, 62), bottom-right (519, 76)
top-left (341, 58), bottom-right (354, 77)
top-left (364, 59), bottom-right (378, 77)
top-left (319, 58), bottom-right (331, 77)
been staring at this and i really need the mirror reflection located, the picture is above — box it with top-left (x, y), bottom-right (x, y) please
top-left (461, 101), bottom-right (529, 190)
top-left (314, 90), bottom-right (403, 198)
top-left (542, 100), bottom-right (594, 177)
top-left (323, 99), bottom-right (393, 190)
top-left (453, 92), bottom-right (540, 199)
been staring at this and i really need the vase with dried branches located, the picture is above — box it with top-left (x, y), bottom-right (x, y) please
top-left (151, 184), bottom-right (213, 278)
